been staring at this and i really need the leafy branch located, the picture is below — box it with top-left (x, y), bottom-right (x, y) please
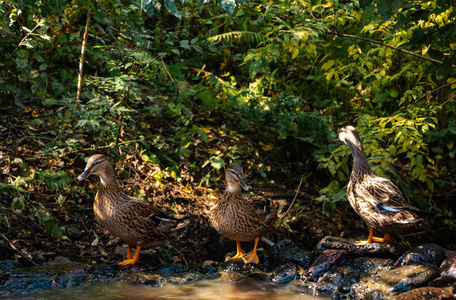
top-left (325, 31), bottom-right (456, 69)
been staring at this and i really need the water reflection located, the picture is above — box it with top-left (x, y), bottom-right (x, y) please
top-left (8, 280), bottom-right (325, 300)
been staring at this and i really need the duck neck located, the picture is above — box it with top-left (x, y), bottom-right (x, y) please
top-left (225, 182), bottom-right (241, 194)
top-left (347, 140), bottom-right (374, 178)
top-left (97, 167), bottom-right (118, 187)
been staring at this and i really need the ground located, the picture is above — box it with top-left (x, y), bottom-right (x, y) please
top-left (0, 123), bottom-right (455, 269)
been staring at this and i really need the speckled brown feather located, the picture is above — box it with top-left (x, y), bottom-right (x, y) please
top-left (209, 165), bottom-right (277, 242)
top-left (339, 126), bottom-right (420, 234)
top-left (78, 154), bottom-right (187, 250)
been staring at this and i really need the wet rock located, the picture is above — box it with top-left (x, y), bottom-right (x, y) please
top-left (64, 264), bottom-right (94, 275)
top-left (0, 260), bottom-right (22, 272)
top-left (156, 263), bottom-right (187, 275)
top-left (316, 236), bottom-right (406, 258)
top-left (396, 244), bottom-right (448, 267)
top-left (271, 263), bottom-right (298, 284)
top-left (397, 286), bottom-right (454, 299)
top-left (339, 256), bottom-right (395, 273)
top-left (302, 249), bottom-right (348, 281)
top-left (198, 260), bottom-right (218, 275)
top-left (0, 268), bottom-right (94, 297)
top-left (350, 264), bottom-right (439, 299)
top-left (246, 272), bottom-right (269, 283)
top-left (269, 239), bottom-right (314, 268)
top-left (429, 252), bottom-right (456, 286)
top-left (92, 265), bottom-right (118, 279)
top-left (316, 269), bottom-right (344, 295)
top-left (220, 259), bottom-right (260, 274)
top-left (219, 271), bottom-right (248, 282)
top-left (298, 280), bottom-right (318, 296)
top-left (338, 271), bottom-right (360, 294)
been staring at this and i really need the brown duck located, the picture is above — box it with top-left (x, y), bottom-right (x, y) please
top-left (210, 164), bottom-right (277, 264)
top-left (337, 125), bottom-right (420, 245)
top-left (77, 154), bottom-right (188, 265)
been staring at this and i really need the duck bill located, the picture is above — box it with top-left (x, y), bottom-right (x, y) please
top-left (77, 169), bottom-right (91, 181)
top-left (240, 178), bottom-right (252, 191)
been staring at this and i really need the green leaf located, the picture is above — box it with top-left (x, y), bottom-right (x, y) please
top-left (218, 0), bottom-right (236, 17)
top-left (143, 0), bottom-right (162, 16)
top-left (321, 60), bottom-right (335, 71)
top-left (210, 158), bottom-right (225, 170)
top-left (11, 196), bottom-right (26, 212)
top-left (179, 40), bottom-right (191, 49)
top-left (359, 0), bottom-right (373, 8)
top-left (389, 89), bottom-right (398, 98)
top-left (164, 0), bottom-right (182, 19)
top-left (249, 60), bottom-right (261, 79)
top-left (192, 45), bottom-right (203, 55)
top-left (45, 220), bottom-right (64, 239)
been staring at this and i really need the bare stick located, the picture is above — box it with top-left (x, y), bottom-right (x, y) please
top-left (282, 176), bottom-right (304, 218)
top-left (1, 233), bottom-right (38, 266)
top-left (325, 31), bottom-right (456, 68)
top-left (77, 9), bottom-right (91, 101)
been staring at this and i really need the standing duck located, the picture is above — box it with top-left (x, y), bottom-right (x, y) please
top-left (77, 154), bottom-right (188, 265)
top-left (336, 125), bottom-right (420, 245)
top-left (210, 164), bottom-right (277, 264)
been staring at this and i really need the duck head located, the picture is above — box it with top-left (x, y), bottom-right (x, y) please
top-left (225, 164), bottom-right (252, 192)
top-left (77, 154), bottom-right (115, 183)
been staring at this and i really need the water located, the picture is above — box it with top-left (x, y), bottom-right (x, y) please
top-left (7, 280), bottom-right (325, 300)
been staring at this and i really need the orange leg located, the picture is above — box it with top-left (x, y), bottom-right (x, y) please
top-left (226, 240), bottom-right (245, 261)
top-left (242, 237), bottom-right (260, 264)
top-left (119, 245), bottom-right (141, 265)
top-left (372, 233), bottom-right (390, 243)
top-left (126, 244), bottom-right (133, 259)
top-left (355, 228), bottom-right (390, 245)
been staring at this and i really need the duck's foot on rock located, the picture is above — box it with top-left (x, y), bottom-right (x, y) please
top-left (316, 236), bottom-right (406, 258)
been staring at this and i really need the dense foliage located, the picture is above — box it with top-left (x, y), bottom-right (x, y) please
top-left (0, 0), bottom-right (455, 254)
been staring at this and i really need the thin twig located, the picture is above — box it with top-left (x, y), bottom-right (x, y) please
top-left (402, 81), bottom-right (455, 111)
top-left (325, 31), bottom-right (456, 68)
top-left (282, 176), bottom-right (304, 218)
top-left (77, 9), bottom-right (91, 101)
top-left (161, 58), bottom-right (174, 82)
top-left (268, 193), bottom-right (310, 199)
top-left (270, 11), bottom-right (455, 69)
top-left (1, 234), bottom-right (38, 266)
top-left (16, 22), bottom-right (42, 49)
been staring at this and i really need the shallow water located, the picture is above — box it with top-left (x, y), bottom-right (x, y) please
top-left (7, 280), bottom-right (325, 300)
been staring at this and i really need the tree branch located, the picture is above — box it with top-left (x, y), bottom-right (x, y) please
top-left (77, 9), bottom-right (91, 101)
top-left (325, 31), bottom-right (456, 69)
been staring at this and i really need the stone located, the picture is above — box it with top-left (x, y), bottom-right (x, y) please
top-left (316, 236), bottom-right (406, 258)
top-left (302, 249), bottom-right (348, 281)
top-left (349, 264), bottom-right (440, 298)
top-left (220, 258), bottom-right (259, 274)
top-left (270, 263), bottom-right (298, 284)
top-left (339, 256), bottom-right (395, 273)
top-left (429, 251), bottom-right (456, 286)
top-left (397, 286), bottom-right (454, 300)
top-left (198, 260), bottom-right (218, 275)
top-left (269, 239), bottom-right (314, 269)
top-left (396, 244), bottom-right (448, 267)
top-left (316, 269), bottom-right (344, 295)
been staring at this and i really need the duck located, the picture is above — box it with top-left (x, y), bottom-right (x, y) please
top-left (336, 125), bottom-right (420, 245)
top-left (77, 154), bottom-right (188, 265)
top-left (209, 164), bottom-right (277, 264)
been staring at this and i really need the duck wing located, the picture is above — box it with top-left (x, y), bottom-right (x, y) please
top-left (124, 197), bottom-right (188, 230)
top-left (359, 176), bottom-right (420, 218)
